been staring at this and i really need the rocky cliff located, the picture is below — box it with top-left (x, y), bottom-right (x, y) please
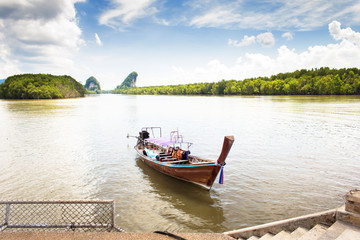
top-left (116, 72), bottom-right (137, 89)
top-left (84, 76), bottom-right (101, 93)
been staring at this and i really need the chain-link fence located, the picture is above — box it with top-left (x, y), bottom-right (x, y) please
top-left (0, 200), bottom-right (124, 232)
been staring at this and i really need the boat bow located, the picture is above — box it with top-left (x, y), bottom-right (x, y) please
top-left (217, 136), bottom-right (235, 165)
top-left (206, 136), bottom-right (234, 186)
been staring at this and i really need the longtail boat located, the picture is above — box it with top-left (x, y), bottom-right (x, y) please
top-left (133, 127), bottom-right (234, 190)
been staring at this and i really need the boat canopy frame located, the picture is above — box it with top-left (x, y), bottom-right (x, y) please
top-left (141, 127), bottom-right (162, 139)
top-left (141, 127), bottom-right (193, 150)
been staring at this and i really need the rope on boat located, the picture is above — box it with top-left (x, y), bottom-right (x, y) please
top-left (216, 161), bottom-right (226, 184)
top-left (153, 231), bottom-right (187, 240)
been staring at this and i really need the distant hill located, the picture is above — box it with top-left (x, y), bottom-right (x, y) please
top-left (115, 72), bottom-right (138, 90)
top-left (84, 76), bottom-right (101, 93)
top-left (0, 79), bottom-right (5, 85)
top-left (0, 74), bottom-right (86, 99)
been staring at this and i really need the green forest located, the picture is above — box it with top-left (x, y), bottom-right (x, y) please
top-left (0, 74), bottom-right (86, 99)
top-left (114, 67), bottom-right (360, 96)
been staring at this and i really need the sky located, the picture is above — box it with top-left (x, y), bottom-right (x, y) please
top-left (1, 0), bottom-right (360, 89)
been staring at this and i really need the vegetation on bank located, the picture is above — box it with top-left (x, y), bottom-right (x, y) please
top-left (114, 67), bottom-right (360, 95)
top-left (0, 74), bottom-right (86, 99)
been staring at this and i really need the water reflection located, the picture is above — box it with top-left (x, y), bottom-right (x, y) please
top-left (3, 99), bottom-right (76, 116)
top-left (262, 95), bottom-right (360, 103)
top-left (135, 158), bottom-right (225, 232)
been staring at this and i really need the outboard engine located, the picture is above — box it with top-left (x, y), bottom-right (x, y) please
top-left (139, 130), bottom-right (149, 140)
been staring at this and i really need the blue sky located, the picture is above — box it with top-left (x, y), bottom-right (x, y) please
top-left (1, 0), bottom-right (360, 89)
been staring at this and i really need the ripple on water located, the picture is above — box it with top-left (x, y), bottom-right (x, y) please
top-left (0, 95), bottom-right (359, 232)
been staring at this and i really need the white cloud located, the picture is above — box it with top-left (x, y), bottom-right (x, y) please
top-left (0, 33), bottom-right (21, 77)
top-left (99, 0), bottom-right (158, 29)
top-left (228, 35), bottom-right (256, 47)
top-left (154, 17), bottom-right (170, 26)
top-left (171, 21), bottom-right (360, 84)
top-left (282, 32), bottom-right (293, 40)
top-left (95, 0), bottom-right (359, 32)
top-left (329, 20), bottom-right (360, 44)
top-left (186, 1), bottom-right (360, 31)
top-left (190, 6), bottom-right (242, 28)
top-left (95, 33), bottom-right (103, 46)
top-left (256, 32), bottom-right (275, 47)
top-left (229, 32), bottom-right (275, 48)
top-left (0, 0), bottom-right (84, 78)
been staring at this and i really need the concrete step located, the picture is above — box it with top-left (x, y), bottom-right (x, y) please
top-left (337, 205), bottom-right (360, 227)
top-left (258, 233), bottom-right (274, 240)
top-left (289, 227), bottom-right (308, 239)
top-left (297, 224), bottom-right (328, 240)
top-left (335, 229), bottom-right (360, 240)
top-left (318, 221), bottom-right (360, 240)
top-left (271, 230), bottom-right (291, 240)
top-left (242, 220), bottom-right (360, 240)
top-left (224, 208), bottom-right (336, 240)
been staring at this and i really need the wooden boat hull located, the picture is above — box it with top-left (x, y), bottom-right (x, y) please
top-left (136, 148), bottom-right (220, 189)
top-left (135, 136), bottom-right (234, 189)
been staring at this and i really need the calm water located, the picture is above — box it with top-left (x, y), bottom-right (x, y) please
top-left (0, 94), bottom-right (359, 232)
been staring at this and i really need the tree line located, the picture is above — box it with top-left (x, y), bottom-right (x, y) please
top-left (0, 74), bottom-right (86, 99)
top-left (113, 67), bottom-right (360, 95)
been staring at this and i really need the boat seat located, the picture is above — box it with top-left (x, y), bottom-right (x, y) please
top-left (165, 160), bottom-right (189, 164)
top-left (160, 157), bottom-right (177, 161)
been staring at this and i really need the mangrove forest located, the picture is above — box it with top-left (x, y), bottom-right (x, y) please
top-left (113, 67), bottom-right (360, 96)
top-left (0, 74), bottom-right (86, 99)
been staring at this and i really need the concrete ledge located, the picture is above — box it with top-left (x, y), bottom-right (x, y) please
top-left (224, 208), bottom-right (337, 239)
top-left (0, 232), bottom-right (234, 240)
top-left (337, 205), bottom-right (360, 227)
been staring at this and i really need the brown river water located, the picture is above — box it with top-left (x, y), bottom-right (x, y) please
top-left (0, 94), bottom-right (359, 232)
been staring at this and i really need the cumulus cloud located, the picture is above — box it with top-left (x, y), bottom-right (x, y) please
top-left (229, 32), bottom-right (275, 48)
top-left (172, 21), bottom-right (360, 84)
top-left (228, 35), bottom-right (256, 47)
top-left (0, 33), bottom-right (21, 76)
top-left (0, 0), bottom-right (84, 77)
top-left (256, 32), bottom-right (275, 47)
top-left (282, 32), bottom-right (293, 40)
top-left (95, 33), bottom-right (103, 46)
top-left (99, 0), bottom-right (158, 29)
top-left (0, 0), bottom-right (74, 21)
top-left (329, 20), bottom-right (360, 44)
